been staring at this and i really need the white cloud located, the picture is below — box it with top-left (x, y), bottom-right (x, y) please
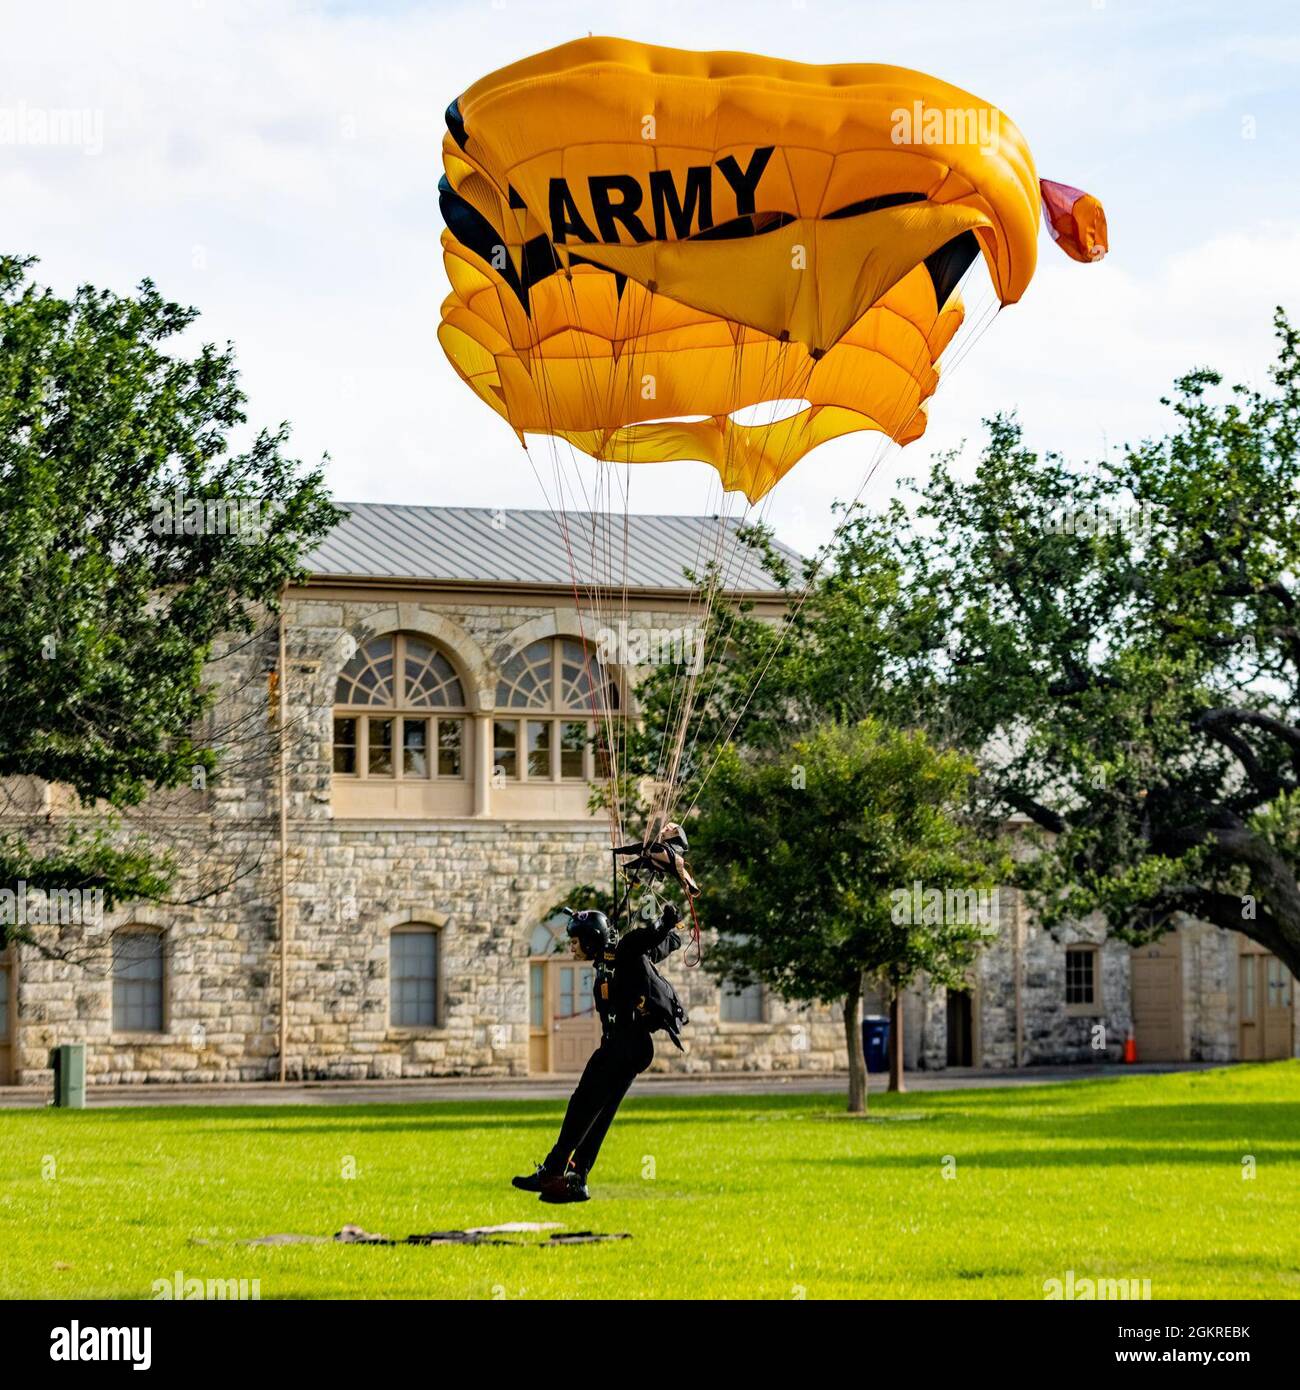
top-left (3, 0), bottom-right (1297, 559)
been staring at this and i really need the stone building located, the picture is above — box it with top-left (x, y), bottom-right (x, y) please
top-left (877, 885), bottom-right (1295, 1071)
top-left (0, 504), bottom-right (1294, 1087)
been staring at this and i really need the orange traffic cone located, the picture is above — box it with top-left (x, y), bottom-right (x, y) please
top-left (1123, 1033), bottom-right (1137, 1064)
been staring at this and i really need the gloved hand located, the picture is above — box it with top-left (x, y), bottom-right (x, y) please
top-left (660, 901), bottom-right (681, 929)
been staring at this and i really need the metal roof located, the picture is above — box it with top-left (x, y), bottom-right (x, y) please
top-left (304, 504), bottom-right (801, 594)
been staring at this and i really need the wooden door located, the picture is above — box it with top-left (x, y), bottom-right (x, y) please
top-left (551, 962), bottom-right (600, 1073)
top-left (1240, 952), bottom-right (1264, 1060)
top-left (1242, 951), bottom-right (1294, 1061)
top-left (527, 957), bottom-right (601, 1074)
top-left (528, 960), bottom-right (548, 1074)
top-left (1263, 957), bottom-right (1294, 1059)
top-left (1132, 938), bottom-right (1184, 1061)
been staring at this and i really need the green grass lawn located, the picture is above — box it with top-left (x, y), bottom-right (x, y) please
top-left (1, 1062), bottom-right (1298, 1300)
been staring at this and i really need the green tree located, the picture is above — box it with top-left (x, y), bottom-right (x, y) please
top-left (0, 255), bottom-right (343, 950)
top-left (907, 312), bottom-right (1300, 977)
top-left (693, 720), bottom-right (1006, 1112)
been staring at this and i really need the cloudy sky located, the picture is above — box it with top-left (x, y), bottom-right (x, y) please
top-left (5, 0), bottom-right (1298, 553)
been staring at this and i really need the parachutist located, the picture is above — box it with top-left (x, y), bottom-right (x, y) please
top-left (511, 900), bottom-right (687, 1203)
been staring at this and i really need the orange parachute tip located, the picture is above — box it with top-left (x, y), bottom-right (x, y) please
top-left (1040, 178), bottom-right (1108, 263)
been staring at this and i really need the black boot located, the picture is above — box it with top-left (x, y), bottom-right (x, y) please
top-left (511, 1161), bottom-right (561, 1193)
top-left (538, 1167), bottom-right (590, 1204)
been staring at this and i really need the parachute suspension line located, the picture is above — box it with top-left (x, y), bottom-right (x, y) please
top-left (937, 298), bottom-right (1003, 383)
top-left (685, 308), bottom-right (1005, 816)
top-left (683, 405), bottom-right (958, 817)
top-left (648, 321), bottom-right (789, 835)
top-left (644, 460), bottom-right (729, 843)
top-left (573, 268), bottom-right (651, 846)
top-left (671, 332), bottom-right (808, 751)
top-left (468, 266), bottom-right (624, 847)
top-left (524, 436), bottom-right (624, 848)
top-left (597, 267), bottom-right (653, 829)
top-left (453, 242), bottom-right (953, 841)
top-left (667, 471), bottom-right (783, 825)
top-left (527, 264), bottom-right (668, 851)
top-left (656, 489), bottom-right (739, 831)
top-left (546, 279), bottom-right (641, 851)
top-left (560, 461), bottom-right (627, 846)
top-left (610, 275), bottom-right (665, 837)
top-left (646, 340), bottom-right (776, 833)
top-left (655, 345), bottom-right (799, 825)
top-left (682, 266), bottom-right (1005, 817)
top-left (638, 323), bottom-right (750, 842)
top-left (518, 278), bottom-right (629, 849)
top-left (469, 236), bottom-right (989, 855)
top-left (558, 273), bottom-right (640, 840)
top-left (659, 338), bottom-right (818, 826)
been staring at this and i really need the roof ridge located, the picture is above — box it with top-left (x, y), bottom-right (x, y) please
top-left (335, 501), bottom-right (751, 524)
top-left (303, 502), bottom-right (803, 588)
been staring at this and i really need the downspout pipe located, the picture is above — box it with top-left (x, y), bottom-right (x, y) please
top-left (278, 601), bottom-right (290, 1084)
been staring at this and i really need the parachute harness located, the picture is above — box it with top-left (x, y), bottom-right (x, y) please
top-left (612, 822), bottom-right (703, 966)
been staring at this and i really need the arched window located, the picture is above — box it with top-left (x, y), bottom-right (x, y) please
top-left (493, 638), bottom-right (619, 784)
top-left (390, 925), bottom-right (439, 1029)
top-left (112, 928), bottom-right (166, 1033)
top-left (334, 635), bottom-right (468, 782)
top-left (529, 912), bottom-right (570, 959)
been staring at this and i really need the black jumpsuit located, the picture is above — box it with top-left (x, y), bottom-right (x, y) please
top-left (544, 911), bottom-right (683, 1177)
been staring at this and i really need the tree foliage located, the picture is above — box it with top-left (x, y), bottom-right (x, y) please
top-left (906, 311), bottom-right (1300, 977)
top-left (0, 255), bottom-right (343, 944)
top-left (630, 312), bottom-right (1300, 983)
top-left (693, 720), bottom-right (1006, 1110)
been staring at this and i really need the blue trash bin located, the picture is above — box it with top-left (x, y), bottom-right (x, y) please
top-left (862, 1015), bottom-right (890, 1074)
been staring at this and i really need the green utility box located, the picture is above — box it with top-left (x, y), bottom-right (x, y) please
top-left (50, 1043), bottom-right (86, 1109)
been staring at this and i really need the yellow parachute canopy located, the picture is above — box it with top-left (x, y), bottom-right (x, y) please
top-left (438, 231), bottom-right (963, 503)
top-left (445, 36), bottom-right (1041, 354)
top-left (439, 39), bottom-right (1107, 500)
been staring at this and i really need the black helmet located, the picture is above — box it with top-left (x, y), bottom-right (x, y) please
top-left (565, 909), bottom-right (614, 959)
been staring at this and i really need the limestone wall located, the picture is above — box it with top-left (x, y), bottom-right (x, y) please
top-left (1178, 919), bottom-right (1236, 1062)
top-left (8, 592), bottom-right (850, 1084)
top-left (9, 588), bottom-right (1282, 1086)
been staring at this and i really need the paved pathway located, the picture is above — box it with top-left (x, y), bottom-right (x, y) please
top-left (0, 1061), bottom-right (1227, 1109)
